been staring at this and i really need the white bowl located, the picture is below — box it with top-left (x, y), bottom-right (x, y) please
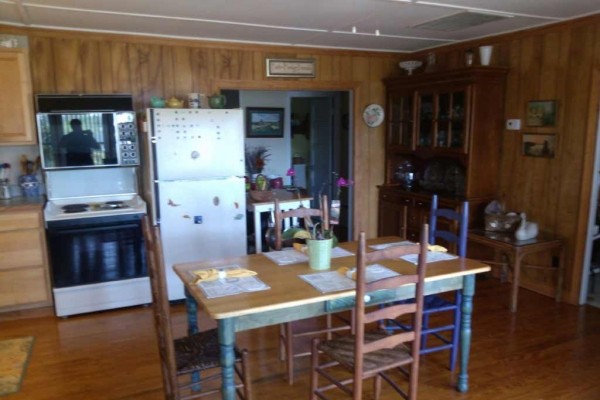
top-left (399, 60), bottom-right (423, 75)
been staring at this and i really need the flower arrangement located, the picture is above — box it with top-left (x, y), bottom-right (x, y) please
top-left (292, 223), bottom-right (333, 241)
top-left (245, 145), bottom-right (270, 174)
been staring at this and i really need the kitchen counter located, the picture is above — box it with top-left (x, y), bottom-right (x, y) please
top-left (0, 196), bottom-right (45, 212)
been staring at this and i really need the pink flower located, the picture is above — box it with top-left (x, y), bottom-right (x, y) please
top-left (286, 167), bottom-right (295, 177)
top-left (336, 177), bottom-right (353, 187)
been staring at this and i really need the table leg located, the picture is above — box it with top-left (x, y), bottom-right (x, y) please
top-left (556, 246), bottom-right (565, 302)
top-left (185, 287), bottom-right (199, 335)
top-left (254, 210), bottom-right (262, 254)
top-left (457, 274), bottom-right (474, 393)
top-left (184, 288), bottom-right (200, 390)
top-left (218, 318), bottom-right (236, 400)
top-left (510, 252), bottom-right (524, 313)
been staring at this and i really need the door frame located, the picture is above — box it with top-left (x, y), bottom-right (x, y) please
top-left (212, 79), bottom-right (361, 237)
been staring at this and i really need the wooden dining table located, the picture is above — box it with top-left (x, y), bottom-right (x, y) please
top-left (173, 236), bottom-right (491, 400)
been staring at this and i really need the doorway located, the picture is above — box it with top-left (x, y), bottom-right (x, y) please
top-left (290, 91), bottom-right (352, 240)
top-left (581, 108), bottom-right (600, 308)
top-left (234, 88), bottom-right (353, 245)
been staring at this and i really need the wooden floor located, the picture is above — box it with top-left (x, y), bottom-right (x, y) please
top-left (1, 276), bottom-right (600, 400)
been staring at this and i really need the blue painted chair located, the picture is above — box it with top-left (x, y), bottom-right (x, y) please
top-left (382, 194), bottom-right (468, 372)
top-left (421, 194), bottom-right (468, 371)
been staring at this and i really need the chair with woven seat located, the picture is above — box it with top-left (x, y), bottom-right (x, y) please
top-left (273, 195), bottom-right (352, 384)
top-left (309, 226), bottom-right (428, 400)
top-left (142, 216), bottom-right (252, 400)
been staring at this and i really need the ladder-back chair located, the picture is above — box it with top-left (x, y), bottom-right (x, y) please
top-left (142, 216), bottom-right (252, 399)
top-left (273, 195), bottom-right (352, 384)
top-left (310, 227), bottom-right (428, 400)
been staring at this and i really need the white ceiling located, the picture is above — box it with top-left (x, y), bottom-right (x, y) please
top-left (1, 0), bottom-right (599, 52)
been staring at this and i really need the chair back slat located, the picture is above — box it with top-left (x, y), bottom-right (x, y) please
top-left (354, 226), bottom-right (428, 377)
top-left (274, 195), bottom-right (328, 250)
top-left (363, 331), bottom-right (416, 354)
top-left (364, 303), bottom-right (417, 324)
top-left (142, 216), bottom-right (178, 400)
top-left (366, 274), bottom-right (419, 293)
top-left (429, 195), bottom-right (469, 257)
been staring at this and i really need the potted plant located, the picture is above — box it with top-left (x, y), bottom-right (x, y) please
top-left (293, 223), bottom-right (334, 270)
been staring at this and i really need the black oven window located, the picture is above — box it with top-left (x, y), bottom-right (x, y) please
top-left (47, 218), bottom-right (147, 288)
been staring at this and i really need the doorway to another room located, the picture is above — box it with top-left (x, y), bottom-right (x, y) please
top-left (232, 89), bottom-right (353, 250)
top-left (290, 91), bottom-right (352, 241)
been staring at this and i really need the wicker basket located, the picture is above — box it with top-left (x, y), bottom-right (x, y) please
top-left (249, 190), bottom-right (274, 202)
top-left (484, 213), bottom-right (521, 232)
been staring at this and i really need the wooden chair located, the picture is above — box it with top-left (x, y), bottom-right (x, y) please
top-left (142, 216), bottom-right (252, 400)
top-left (422, 195), bottom-right (468, 371)
top-left (383, 195), bottom-right (468, 371)
top-left (309, 226), bottom-right (428, 400)
top-left (273, 195), bottom-right (352, 384)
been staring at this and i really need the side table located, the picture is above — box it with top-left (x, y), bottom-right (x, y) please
top-left (468, 229), bottom-right (565, 312)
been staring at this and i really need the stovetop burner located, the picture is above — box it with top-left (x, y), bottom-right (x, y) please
top-left (45, 195), bottom-right (147, 222)
top-left (89, 201), bottom-right (130, 211)
top-left (62, 204), bottom-right (90, 213)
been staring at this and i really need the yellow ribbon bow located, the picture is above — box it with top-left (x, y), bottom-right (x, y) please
top-left (337, 266), bottom-right (356, 280)
top-left (192, 268), bottom-right (257, 284)
top-left (427, 244), bottom-right (448, 252)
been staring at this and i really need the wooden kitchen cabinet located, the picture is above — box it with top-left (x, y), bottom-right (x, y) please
top-left (0, 48), bottom-right (36, 145)
top-left (0, 207), bottom-right (52, 310)
top-left (379, 67), bottom-right (507, 237)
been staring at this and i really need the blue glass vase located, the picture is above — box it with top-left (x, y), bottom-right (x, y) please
top-left (19, 174), bottom-right (40, 197)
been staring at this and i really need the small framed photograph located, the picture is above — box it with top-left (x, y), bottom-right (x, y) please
top-left (526, 100), bottom-right (557, 127)
top-left (522, 133), bottom-right (556, 158)
top-left (246, 107), bottom-right (284, 138)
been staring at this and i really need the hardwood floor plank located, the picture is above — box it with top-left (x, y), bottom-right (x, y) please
top-left (1, 278), bottom-right (599, 399)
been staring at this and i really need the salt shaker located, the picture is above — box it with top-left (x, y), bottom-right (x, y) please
top-left (0, 179), bottom-right (11, 200)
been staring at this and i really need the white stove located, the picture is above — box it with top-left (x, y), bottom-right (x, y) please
top-left (42, 168), bottom-right (151, 317)
top-left (44, 194), bottom-right (147, 222)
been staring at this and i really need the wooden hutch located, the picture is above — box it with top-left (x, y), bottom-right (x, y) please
top-left (378, 66), bottom-right (508, 241)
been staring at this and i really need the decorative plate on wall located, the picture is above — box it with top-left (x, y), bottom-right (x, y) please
top-left (362, 104), bottom-right (385, 127)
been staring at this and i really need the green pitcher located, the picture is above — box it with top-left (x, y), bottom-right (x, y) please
top-left (306, 238), bottom-right (333, 270)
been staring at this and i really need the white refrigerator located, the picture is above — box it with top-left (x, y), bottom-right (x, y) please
top-left (145, 108), bottom-right (247, 300)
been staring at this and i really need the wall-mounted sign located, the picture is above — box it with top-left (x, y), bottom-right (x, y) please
top-left (266, 58), bottom-right (316, 78)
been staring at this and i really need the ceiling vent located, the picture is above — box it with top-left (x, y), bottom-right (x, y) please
top-left (413, 11), bottom-right (510, 31)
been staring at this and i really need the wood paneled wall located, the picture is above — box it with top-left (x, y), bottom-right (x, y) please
top-left (412, 15), bottom-right (600, 303)
top-left (0, 25), bottom-right (406, 242)
top-left (2, 14), bottom-right (600, 303)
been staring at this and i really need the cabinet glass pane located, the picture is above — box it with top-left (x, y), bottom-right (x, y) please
top-left (437, 93), bottom-right (451, 147)
top-left (418, 94), bottom-right (433, 147)
top-left (450, 91), bottom-right (466, 148)
top-left (388, 94), bottom-right (413, 148)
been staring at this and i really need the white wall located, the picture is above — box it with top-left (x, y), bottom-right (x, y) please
top-left (239, 90), bottom-right (291, 184)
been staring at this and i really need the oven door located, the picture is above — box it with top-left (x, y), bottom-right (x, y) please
top-left (46, 214), bottom-right (146, 288)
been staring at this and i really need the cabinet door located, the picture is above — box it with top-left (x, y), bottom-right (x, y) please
top-left (435, 88), bottom-right (469, 153)
top-left (387, 91), bottom-right (414, 150)
top-left (416, 86), bottom-right (470, 154)
top-left (0, 267), bottom-right (50, 307)
top-left (378, 200), bottom-right (407, 238)
top-left (0, 49), bottom-right (36, 145)
top-left (416, 92), bottom-right (434, 148)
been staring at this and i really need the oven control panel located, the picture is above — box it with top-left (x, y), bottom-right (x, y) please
top-left (117, 119), bottom-right (140, 165)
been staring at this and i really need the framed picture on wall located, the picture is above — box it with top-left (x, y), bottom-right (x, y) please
top-left (246, 107), bottom-right (284, 138)
top-left (526, 100), bottom-right (557, 127)
top-left (522, 133), bottom-right (556, 158)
